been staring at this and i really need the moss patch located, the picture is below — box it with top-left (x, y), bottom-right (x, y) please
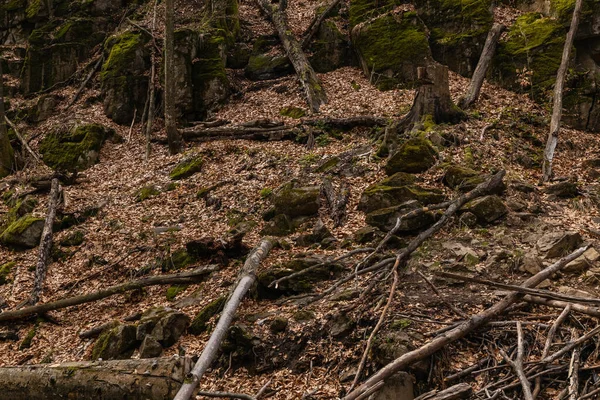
top-left (0, 214), bottom-right (44, 249)
top-left (189, 296), bottom-right (226, 334)
top-left (135, 185), bottom-right (160, 202)
top-left (60, 231), bottom-right (85, 247)
top-left (279, 106), bottom-right (306, 119)
top-left (0, 261), bottom-right (16, 285)
top-left (19, 325), bottom-right (37, 350)
top-left (166, 285), bottom-right (188, 301)
top-left (161, 249), bottom-right (194, 272)
top-left (170, 155), bottom-right (203, 180)
top-left (101, 32), bottom-right (148, 81)
top-left (349, 0), bottom-right (402, 26)
top-left (385, 137), bottom-right (438, 174)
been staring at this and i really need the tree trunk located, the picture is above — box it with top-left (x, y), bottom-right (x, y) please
top-left (30, 178), bottom-right (61, 306)
top-left (173, 238), bottom-right (274, 400)
top-left (0, 265), bottom-right (219, 322)
top-left (145, 0), bottom-right (158, 160)
top-left (0, 357), bottom-right (192, 400)
top-left (257, 0), bottom-right (327, 112)
top-left (165, 0), bottom-right (182, 154)
top-left (458, 23), bottom-right (505, 109)
top-left (542, 0), bottom-right (583, 182)
top-left (0, 55), bottom-right (14, 177)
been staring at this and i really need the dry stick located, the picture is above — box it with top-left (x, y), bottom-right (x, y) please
top-left (568, 329), bottom-right (580, 400)
top-left (173, 238), bottom-right (274, 400)
top-left (30, 178), bottom-right (61, 306)
top-left (580, 386), bottom-right (600, 400)
top-left (533, 305), bottom-right (571, 399)
top-left (342, 246), bottom-right (588, 400)
top-left (128, 108), bottom-right (137, 142)
top-left (458, 23), bottom-right (505, 109)
top-left (437, 271), bottom-right (600, 307)
top-left (255, 379), bottom-right (272, 399)
top-left (0, 265), bottom-right (218, 322)
top-left (542, 324), bottom-right (600, 364)
top-left (300, 0), bottom-right (342, 49)
top-left (65, 54), bottom-right (104, 110)
top-left (417, 271), bottom-right (467, 318)
top-left (500, 322), bottom-right (534, 400)
top-left (523, 295), bottom-right (600, 318)
top-left (349, 257), bottom-right (400, 393)
top-left (542, 0), bottom-right (584, 182)
top-left (195, 391), bottom-right (255, 400)
top-left (4, 116), bottom-right (41, 163)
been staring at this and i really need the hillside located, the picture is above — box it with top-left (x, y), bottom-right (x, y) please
top-left (1, 0), bottom-right (600, 399)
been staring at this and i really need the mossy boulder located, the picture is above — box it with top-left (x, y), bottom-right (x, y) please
top-left (0, 261), bottom-right (16, 285)
top-left (165, 285), bottom-right (188, 301)
top-left (0, 214), bottom-right (44, 248)
top-left (134, 185), bottom-right (160, 202)
top-left (260, 214), bottom-right (299, 236)
top-left (543, 181), bottom-right (578, 198)
top-left (7, 196), bottom-right (37, 222)
top-left (160, 249), bottom-right (194, 272)
top-left (59, 230), bottom-right (85, 247)
top-left (349, 0), bottom-right (402, 27)
top-left (462, 195), bottom-right (507, 224)
top-left (352, 11), bottom-right (432, 90)
top-left (0, 135), bottom-right (14, 179)
top-left (359, 182), bottom-right (444, 213)
top-left (136, 308), bottom-right (190, 348)
top-left (101, 31), bottom-right (150, 124)
top-left (271, 181), bottom-right (320, 218)
top-left (39, 123), bottom-right (110, 172)
top-left (309, 19), bottom-right (352, 73)
top-left (442, 165), bottom-right (485, 192)
top-left (91, 324), bottom-right (138, 360)
top-left (170, 155), bottom-right (203, 180)
top-left (385, 137), bottom-right (438, 174)
top-left (366, 202), bottom-right (436, 232)
top-left (245, 53), bottom-right (292, 80)
top-left (189, 296), bottom-right (226, 335)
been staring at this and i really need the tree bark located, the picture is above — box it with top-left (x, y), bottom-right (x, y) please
top-left (458, 23), bottom-right (505, 109)
top-left (0, 55), bottom-right (14, 176)
top-left (257, 0), bottom-right (327, 112)
top-left (0, 265), bottom-right (219, 322)
top-left (173, 238), bottom-right (274, 400)
top-left (342, 246), bottom-right (589, 400)
top-left (0, 356), bottom-right (192, 400)
top-left (165, 0), bottom-right (182, 154)
top-left (30, 178), bottom-right (61, 306)
top-left (542, 0), bottom-right (583, 182)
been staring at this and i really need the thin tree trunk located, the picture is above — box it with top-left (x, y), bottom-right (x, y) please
top-left (342, 246), bottom-right (589, 400)
top-left (458, 23), bottom-right (505, 109)
top-left (30, 178), bottom-right (60, 306)
top-left (0, 265), bottom-right (218, 322)
top-left (0, 55), bottom-right (14, 176)
top-left (542, 0), bottom-right (583, 182)
top-left (0, 357), bottom-right (192, 400)
top-left (173, 238), bottom-right (274, 400)
top-left (257, 0), bottom-right (327, 112)
top-left (165, 0), bottom-right (182, 154)
top-left (145, 0), bottom-right (158, 161)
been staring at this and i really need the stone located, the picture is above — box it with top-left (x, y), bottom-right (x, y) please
top-left (354, 226), bottom-right (380, 244)
top-left (365, 202), bottom-right (435, 233)
top-left (269, 317), bottom-right (288, 333)
top-left (260, 214), bottom-right (296, 236)
top-left (245, 54), bottom-right (292, 80)
top-left (564, 247), bottom-right (600, 273)
top-left (91, 324), bottom-right (138, 360)
top-left (459, 211), bottom-right (478, 228)
top-left (309, 19), bottom-right (351, 73)
top-left (222, 324), bottom-right (260, 359)
top-left (295, 219), bottom-right (334, 246)
top-left (331, 289), bottom-right (360, 302)
top-left (512, 181), bottom-right (536, 193)
top-left (358, 183), bottom-right (444, 213)
top-left (385, 137), bottom-right (438, 174)
top-left (137, 307), bottom-right (190, 348)
top-left (372, 372), bottom-right (414, 400)
top-left (59, 230), bottom-right (85, 247)
top-left (189, 297), bottom-right (225, 335)
top-left (537, 231), bottom-right (583, 259)
top-left (0, 214), bottom-right (44, 249)
top-left (170, 155), bottom-right (203, 180)
top-left (372, 330), bottom-right (414, 366)
top-left (271, 181), bottom-right (320, 218)
top-left (519, 254), bottom-right (543, 275)
top-left (328, 312), bottom-right (355, 339)
top-left (543, 181), bottom-right (578, 198)
top-left (139, 335), bottom-right (163, 358)
top-left (462, 195), bottom-right (507, 224)
top-left (442, 165), bottom-right (485, 192)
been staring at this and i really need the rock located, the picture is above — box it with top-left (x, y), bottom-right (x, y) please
top-left (269, 317), bottom-right (288, 333)
top-left (0, 262), bottom-right (15, 285)
top-left (359, 182), bottom-right (444, 213)
top-left (327, 312), bottom-right (355, 339)
top-left (137, 307), bottom-right (190, 348)
top-left (459, 211), bottom-right (478, 228)
top-left (59, 230), bottom-right (85, 247)
top-left (519, 254), bottom-right (544, 275)
top-left (260, 214), bottom-right (297, 236)
top-left (91, 324), bottom-right (138, 360)
top-left (537, 231), bottom-right (583, 259)
top-left (0, 215), bottom-right (44, 249)
top-left (189, 297), bottom-right (226, 335)
top-left (372, 372), bottom-right (414, 400)
top-left (245, 53), bottom-right (292, 80)
top-left (543, 181), bottom-right (578, 198)
top-left (39, 123), bottom-right (111, 172)
top-left (365, 202), bottom-right (435, 233)
top-left (170, 155), bottom-right (203, 180)
top-left (558, 286), bottom-right (595, 299)
top-left (385, 137), bottom-right (438, 174)
top-left (309, 19), bottom-right (351, 73)
top-left (512, 181), bottom-right (536, 193)
top-left (139, 335), bottom-right (163, 358)
top-left (295, 219), bottom-right (334, 247)
top-left (271, 181), bottom-right (320, 218)
top-left (354, 226), bottom-right (380, 244)
top-left (564, 247), bottom-right (600, 273)
top-left (222, 324), bottom-right (260, 359)
top-left (462, 195), bottom-right (507, 224)
top-left (373, 330), bottom-right (414, 366)
top-left (331, 289), bottom-right (360, 302)
top-left (227, 42), bottom-right (252, 69)
top-left (443, 165), bottom-right (485, 192)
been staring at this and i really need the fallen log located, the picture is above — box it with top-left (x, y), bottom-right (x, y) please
top-left (182, 125), bottom-right (297, 142)
top-left (0, 356), bottom-right (192, 400)
top-left (256, 0), bottom-right (327, 112)
top-left (174, 238), bottom-right (274, 400)
top-left (342, 246), bottom-right (589, 400)
top-left (0, 265), bottom-right (219, 322)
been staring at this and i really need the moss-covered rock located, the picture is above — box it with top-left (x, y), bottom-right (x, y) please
top-left (19, 325), bottom-right (37, 350)
top-left (169, 155), bottom-right (203, 180)
top-left (366, 202), bottom-right (436, 232)
top-left (279, 106), bottom-right (306, 119)
top-left (0, 214), bottom-right (44, 249)
top-left (0, 134), bottom-right (14, 179)
top-left (385, 137), bottom-right (438, 174)
top-left (442, 165), bottom-right (485, 192)
top-left (39, 123), bottom-right (110, 172)
top-left (359, 183), bottom-right (444, 213)
top-left (462, 195), bottom-right (507, 223)
top-left (309, 19), bottom-right (352, 73)
top-left (189, 296), bottom-right (226, 335)
top-left (165, 285), bottom-right (188, 301)
top-left (271, 181), bottom-right (320, 218)
top-left (245, 53), bottom-right (292, 80)
top-left (0, 261), bottom-right (16, 285)
top-left (160, 249), bottom-right (194, 272)
top-left (91, 324), bottom-right (138, 360)
top-left (269, 317), bottom-right (288, 333)
top-left (349, 0), bottom-right (402, 27)
top-left (260, 214), bottom-right (299, 236)
top-left (353, 11), bottom-right (432, 90)
top-left (136, 307), bottom-right (190, 348)
top-left (59, 230), bottom-right (85, 247)
top-left (134, 185), bottom-right (160, 202)
top-left (7, 196), bottom-right (37, 223)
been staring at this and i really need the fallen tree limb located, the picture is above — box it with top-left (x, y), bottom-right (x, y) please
top-left (30, 178), bottom-right (61, 306)
top-left (4, 116), bottom-right (41, 163)
top-left (523, 295), bottom-right (600, 317)
top-left (0, 265), bottom-right (219, 322)
top-left (0, 356), bottom-right (192, 400)
top-left (66, 54), bottom-right (104, 110)
top-left (568, 329), bottom-right (580, 400)
top-left (174, 238), bottom-right (275, 400)
top-left (256, 0), bottom-right (327, 112)
top-left (342, 246), bottom-right (589, 400)
top-left (300, 0), bottom-right (342, 49)
top-left (500, 322), bottom-right (534, 400)
top-left (414, 383), bottom-right (473, 400)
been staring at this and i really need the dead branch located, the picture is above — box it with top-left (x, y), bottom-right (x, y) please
top-left (568, 329), bottom-right (580, 400)
top-left (342, 246), bottom-right (588, 400)
top-left (65, 54), bottom-right (104, 110)
top-left (174, 238), bottom-right (274, 400)
top-left (499, 322), bottom-right (534, 400)
top-left (418, 271), bottom-right (467, 318)
top-left (523, 295), bottom-right (600, 318)
top-left (0, 265), bottom-right (219, 322)
top-left (301, 0), bottom-right (342, 49)
top-left (542, 324), bottom-right (600, 364)
top-left (414, 383), bottom-right (473, 400)
top-left (196, 391), bottom-right (255, 400)
top-left (4, 116), bottom-right (41, 163)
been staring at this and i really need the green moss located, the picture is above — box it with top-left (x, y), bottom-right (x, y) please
top-left (279, 106), bottom-right (306, 119)
top-left (19, 325), bottom-right (37, 350)
top-left (101, 32), bottom-right (148, 82)
top-left (91, 327), bottom-right (114, 360)
top-left (166, 285), bottom-right (188, 301)
top-left (170, 155), bottom-right (203, 180)
top-left (161, 249), bottom-right (194, 272)
top-left (7, 197), bottom-right (37, 223)
top-left (260, 188), bottom-right (273, 198)
top-left (39, 124), bottom-right (108, 172)
top-left (390, 319), bottom-right (411, 330)
top-left (349, 0), bottom-right (402, 26)
top-left (0, 262), bottom-right (16, 285)
top-left (191, 34), bottom-right (229, 118)
top-left (385, 137), bottom-right (438, 174)
top-left (421, 0), bottom-right (493, 45)
top-left (135, 185), bottom-right (160, 202)
top-left (26, 0), bottom-right (42, 18)
top-left (60, 231), bottom-right (85, 247)
top-left (0, 214), bottom-right (44, 247)
top-left (189, 296), bottom-right (226, 334)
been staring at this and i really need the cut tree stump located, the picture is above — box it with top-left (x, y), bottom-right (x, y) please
top-left (0, 356), bottom-right (192, 400)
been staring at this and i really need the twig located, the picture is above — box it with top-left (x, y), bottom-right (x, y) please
top-left (66, 54), bottom-right (104, 110)
top-left (196, 391), bottom-right (255, 400)
top-left (580, 386), bottom-right (600, 399)
top-left (523, 295), bottom-right (600, 318)
top-left (500, 322), bottom-right (534, 400)
top-left (568, 329), bottom-right (580, 400)
top-left (542, 324), bottom-right (600, 365)
top-left (4, 116), bottom-right (41, 163)
top-left (255, 379), bottom-right (272, 399)
top-left (128, 108), bottom-right (137, 142)
top-left (417, 271), bottom-right (467, 318)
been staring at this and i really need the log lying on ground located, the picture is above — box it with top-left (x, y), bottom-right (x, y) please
top-left (0, 356), bottom-right (192, 400)
top-left (30, 178), bottom-right (60, 306)
top-left (174, 238), bottom-right (274, 400)
top-left (0, 265), bottom-right (219, 322)
top-left (342, 246), bottom-right (589, 400)
top-left (256, 0), bottom-right (327, 112)
top-left (458, 23), bottom-right (505, 109)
